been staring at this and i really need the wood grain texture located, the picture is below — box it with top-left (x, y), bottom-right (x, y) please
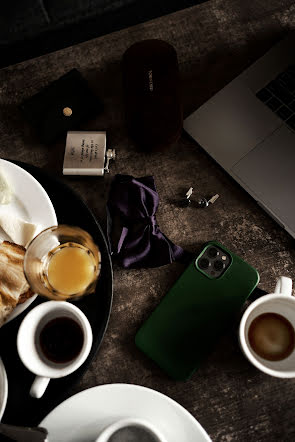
top-left (1, 0), bottom-right (295, 440)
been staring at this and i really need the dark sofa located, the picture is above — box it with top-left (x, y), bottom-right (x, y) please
top-left (0, 0), bottom-right (206, 68)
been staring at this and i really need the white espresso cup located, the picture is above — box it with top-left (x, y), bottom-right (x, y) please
top-left (239, 276), bottom-right (295, 378)
top-left (95, 418), bottom-right (167, 442)
top-left (17, 301), bottom-right (93, 398)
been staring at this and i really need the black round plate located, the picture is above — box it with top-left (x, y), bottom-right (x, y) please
top-left (0, 161), bottom-right (113, 426)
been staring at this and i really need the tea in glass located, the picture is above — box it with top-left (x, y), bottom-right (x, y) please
top-left (24, 225), bottom-right (101, 300)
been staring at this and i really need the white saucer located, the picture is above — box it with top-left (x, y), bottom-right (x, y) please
top-left (0, 358), bottom-right (8, 421)
top-left (0, 159), bottom-right (57, 323)
top-left (41, 383), bottom-right (211, 442)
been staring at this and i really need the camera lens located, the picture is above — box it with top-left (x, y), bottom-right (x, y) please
top-left (207, 247), bottom-right (218, 258)
top-left (199, 258), bottom-right (209, 269)
top-left (213, 260), bottom-right (224, 271)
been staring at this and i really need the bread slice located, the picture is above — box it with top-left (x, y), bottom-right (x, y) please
top-left (0, 241), bottom-right (33, 326)
top-left (0, 297), bottom-right (15, 327)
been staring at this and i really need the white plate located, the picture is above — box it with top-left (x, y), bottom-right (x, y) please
top-left (41, 383), bottom-right (211, 442)
top-left (0, 358), bottom-right (8, 421)
top-left (0, 159), bottom-right (57, 323)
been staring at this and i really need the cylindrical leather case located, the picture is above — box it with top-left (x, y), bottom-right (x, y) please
top-left (123, 40), bottom-right (183, 151)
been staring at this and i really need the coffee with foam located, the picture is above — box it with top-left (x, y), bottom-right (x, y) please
top-left (248, 312), bottom-right (295, 361)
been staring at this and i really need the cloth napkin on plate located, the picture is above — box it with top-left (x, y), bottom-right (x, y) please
top-left (107, 174), bottom-right (189, 268)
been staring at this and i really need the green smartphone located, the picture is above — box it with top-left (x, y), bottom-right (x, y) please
top-left (135, 241), bottom-right (259, 380)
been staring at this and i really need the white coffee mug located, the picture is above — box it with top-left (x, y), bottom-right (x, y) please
top-left (95, 418), bottom-right (166, 442)
top-left (17, 301), bottom-right (93, 398)
top-left (239, 276), bottom-right (295, 378)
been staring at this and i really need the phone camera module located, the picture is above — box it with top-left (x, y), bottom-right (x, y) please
top-left (213, 260), bottom-right (224, 271)
top-left (199, 258), bottom-right (210, 269)
top-left (207, 247), bottom-right (218, 258)
top-left (196, 245), bottom-right (231, 278)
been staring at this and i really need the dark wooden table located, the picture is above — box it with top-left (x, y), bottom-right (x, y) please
top-left (1, 0), bottom-right (295, 440)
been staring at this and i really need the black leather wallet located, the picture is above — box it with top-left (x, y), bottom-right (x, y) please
top-left (20, 69), bottom-right (103, 144)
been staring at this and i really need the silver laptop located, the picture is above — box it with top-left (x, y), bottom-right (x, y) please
top-left (184, 34), bottom-right (295, 237)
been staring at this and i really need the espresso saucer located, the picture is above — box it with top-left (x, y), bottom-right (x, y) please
top-left (41, 383), bottom-right (211, 442)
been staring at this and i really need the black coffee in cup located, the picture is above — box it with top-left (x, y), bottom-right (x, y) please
top-left (108, 426), bottom-right (159, 442)
top-left (40, 316), bottom-right (84, 363)
top-left (248, 312), bottom-right (295, 361)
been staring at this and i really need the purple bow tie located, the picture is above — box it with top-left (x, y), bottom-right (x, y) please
top-left (107, 174), bottom-right (189, 268)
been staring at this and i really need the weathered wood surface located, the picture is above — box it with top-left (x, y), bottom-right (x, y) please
top-left (1, 1), bottom-right (295, 440)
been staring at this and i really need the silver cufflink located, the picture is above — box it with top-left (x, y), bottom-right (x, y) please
top-left (197, 194), bottom-right (219, 208)
top-left (179, 187), bottom-right (194, 207)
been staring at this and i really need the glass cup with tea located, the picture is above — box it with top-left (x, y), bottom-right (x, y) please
top-left (239, 276), bottom-right (295, 378)
top-left (24, 225), bottom-right (101, 300)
